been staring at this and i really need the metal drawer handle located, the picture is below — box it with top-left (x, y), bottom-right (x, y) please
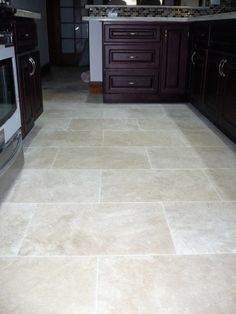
top-left (129, 81), bottom-right (135, 85)
top-left (129, 32), bottom-right (137, 36)
top-left (29, 57), bottom-right (36, 76)
top-left (191, 51), bottom-right (196, 65)
top-left (129, 55), bottom-right (137, 59)
top-left (218, 59), bottom-right (224, 76)
top-left (221, 59), bottom-right (227, 78)
top-left (25, 33), bottom-right (30, 37)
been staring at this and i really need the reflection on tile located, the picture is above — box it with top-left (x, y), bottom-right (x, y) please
top-left (69, 119), bottom-right (139, 131)
top-left (0, 257), bottom-right (97, 314)
top-left (4, 170), bottom-right (100, 203)
top-left (164, 202), bottom-right (236, 254)
top-left (205, 169), bottom-right (236, 200)
top-left (147, 147), bottom-right (203, 169)
top-left (24, 129), bottom-right (103, 147)
top-left (53, 147), bottom-right (149, 169)
top-left (194, 146), bottom-right (236, 168)
top-left (0, 203), bottom-right (35, 256)
top-left (104, 131), bottom-right (186, 146)
top-left (101, 170), bottom-right (219, 202)
top-left (98, 255), bottom-right (236, 314)
top-left (23, 147), bottom-right (58, 169)
top-left (20, 203), bottom-right (174, 256)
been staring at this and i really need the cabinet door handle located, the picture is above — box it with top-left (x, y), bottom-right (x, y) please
top-left (164, 29), bottom-right (167, 42)
top-left (221, 59), bottom-right (227, 78)
top-left (191, 51), bottom-right (196, 65)
top-left (129, 32), bottom-right (137, 36)
top-left (129, 55), bottom-right (137, 59)
top-left (129, 81), bottom-right (135, 85)
top-left (218, 59), bottom-right (224, 76)
top-left (29, 57), bottom-right (36, 76)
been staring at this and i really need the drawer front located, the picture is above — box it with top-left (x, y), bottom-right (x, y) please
top-left (104, 44), bottom-right (160, 69)
top-left (14, 20), bottom-right (38, 53)
top-left (104, 23), bottom-right (160, 42)
top-left (104, 69), bottom-right (159, 94)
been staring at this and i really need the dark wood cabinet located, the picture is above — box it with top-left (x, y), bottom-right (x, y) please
top-left (219, 54), bottom-right (236, 141)
top-left (189, 48), bottom-right (208, 111)
top-left (17, 50), bottom-right (43, 136)
top-left (161, 24), bottom-right (189, 96)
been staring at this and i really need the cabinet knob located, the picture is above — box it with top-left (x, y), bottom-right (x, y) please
top-left (129, 32), bottom-right (137, 36)
top-left (129, 55), bottom-right (137, 59)
top-left (25, 33), bottom-right (30, 37)
top-left (129, 81), bottom-right (135, 85)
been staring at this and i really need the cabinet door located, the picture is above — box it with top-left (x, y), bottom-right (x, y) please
top-left (203, 50), bottom-right (223, 123)
top-left (161, 24), bottom-right (189, 96)
top-left (219, 55), bottom-right (236, 142)
top-left (190, 48), bottom-right (208, 111)
top-left (17, 53), bottom-right (35, 137)
top-left (30, 51), bottom-right (43, 120)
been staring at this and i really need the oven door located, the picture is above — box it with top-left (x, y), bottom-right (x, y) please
top-left (0, 46), bottom-right (21, 143)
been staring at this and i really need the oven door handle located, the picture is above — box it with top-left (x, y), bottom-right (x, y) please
top-left (29, 57), bottom-right (36, 76)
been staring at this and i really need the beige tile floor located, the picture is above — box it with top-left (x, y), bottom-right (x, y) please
top-left (0, 68), bottom-right (236, 313)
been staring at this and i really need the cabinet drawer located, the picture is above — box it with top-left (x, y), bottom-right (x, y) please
top-left (104, 44), bottom-right (160, 69)
top-left (104, 69), bottom-right (159, 94)
top-left (14, 20), bottom-right (38, 53)
top-left (104, 23), bottom-right (160, 42)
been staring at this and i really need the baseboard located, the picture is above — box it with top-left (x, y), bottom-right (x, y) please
top-left (41, 63), bottom-right (51, 76)
top-left (89, 82), bottom-right (103, 94)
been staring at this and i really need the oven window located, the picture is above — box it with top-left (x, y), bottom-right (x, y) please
top-left (0, 58), bottom-right (17, 127)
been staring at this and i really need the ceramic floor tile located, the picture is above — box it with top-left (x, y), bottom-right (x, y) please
top-left (69, 118), bottom-right (139, 131)
top-left (0, 257), bottom-right (97, 314)
top-left (23, 129), bottom-right (103, 147)
top-left (104, 130), bottom-right (186, 146)
top-left (3, 170), bottom-right (100, 203)
top-left (180, 129), bottom-right (233, 147)
top-left (19, 203), bottom-right (174, 256)
top-left (102, 107), bottom-right (164, 119)
top-left (98, 255), bottom-right (236, 314)
top-left (44, 107), bottom-right (103, 119)
top-left (193, 146), bottom-right (236, 168)
top-left (35, 116), bottom-right (71, 130)
top-left (53, 147), bottom-right (149, 169)
top-left (164, 202), bottom-right (236, 254)
top-left (205, 169), bottom-right (236, 200)
top-left (0, 203), bottom-right (36, 256)
top-left (23, 147), bottom-right (58, 169)
top-left (101, 170), bottom-right (219, 202)
top-left (147, 147), bottom-right (203, 169)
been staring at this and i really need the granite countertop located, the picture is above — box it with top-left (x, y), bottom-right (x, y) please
top-left (15, 9), bottom-right (41, 19)
top-left (83, 11), bottom-right (236, 22)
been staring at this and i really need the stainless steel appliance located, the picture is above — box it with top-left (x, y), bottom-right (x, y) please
top-left (0, 30), bottom-right (23, 201)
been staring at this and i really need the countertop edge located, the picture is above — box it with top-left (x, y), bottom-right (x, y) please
top-left (15, 9), bottom-right (41, 19)
top-left (83, 11), bottom-right (236, 22)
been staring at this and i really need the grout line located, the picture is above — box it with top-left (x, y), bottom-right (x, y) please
top-left (201, 169), bottom-right (224, 201)
top-left (145, 147), bottom-right (153, 169)
top-left (50, 148), bottom-right (60, 169)
top-left (15, 206), bottom-right (37, 257)
top-left (161, 202), bottom-right (177, 255)
top-left (98, 170), bottom-right (102, 204)
top-left (95, 257), bottom-right (100, 314)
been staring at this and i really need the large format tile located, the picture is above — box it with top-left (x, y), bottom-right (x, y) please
top-left (104, 130), bottom-right (186, 146)
top-left (0, 257), bottom-right (97, 314)
top-left (35, 116), bottom-right (71, 130)
top-left (23, 147), bottom-right (58, 169)
top-left (19, 203), bottom-right (174, 256)
top-left (24, 129), bottom-right (103, 147)
top-left (205, 169), bottom-right (236, 200)
top-left (102, 107), bottom-right (164, 119)
top-left (53, 147), bottom-right (149, 169)
top-left (147, 147), bottom-right (203, 169)
top-left (98, 255), bottom-right (236, 314)
top-left (69, 118), bottom-right (139, 131)
top-left (3, 170), bottom-right (100, 203)
top-left (101, 170), bottom-right (220, 202)
top-left (0, 203), bottom-right (36, 256)
top-left (164, 202), bottom-right (236, 254)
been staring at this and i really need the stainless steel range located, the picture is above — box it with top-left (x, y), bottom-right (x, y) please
top-left (0, 26), bottom-right (23, 200)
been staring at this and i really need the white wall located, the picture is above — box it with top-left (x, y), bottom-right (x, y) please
top-left (11, 0), bottom-right (49, 66)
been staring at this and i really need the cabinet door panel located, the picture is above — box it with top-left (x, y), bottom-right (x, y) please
top-left (219, 55), bottom-right (236, 141)
top-left (161, 24), bottom-right (189, 95)
top-left (30, 51), bottom-right (43, 120)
